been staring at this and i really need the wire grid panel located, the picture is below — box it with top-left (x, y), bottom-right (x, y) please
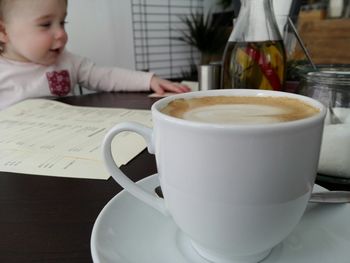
top-left (132, 0), bottom-right (203, 79)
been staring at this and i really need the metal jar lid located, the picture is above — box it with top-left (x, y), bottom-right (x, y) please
top-left (299, 64), bottom-right (350, 88)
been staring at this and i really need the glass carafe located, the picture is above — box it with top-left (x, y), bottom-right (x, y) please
top-left (221, 0), bottom-right (286, 90)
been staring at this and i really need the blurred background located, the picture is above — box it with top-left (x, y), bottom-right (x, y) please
top-left (66, 0), bottom-right (350, 84)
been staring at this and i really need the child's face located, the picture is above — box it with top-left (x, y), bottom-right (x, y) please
top-left (0, 0), bottom-right (68, 65)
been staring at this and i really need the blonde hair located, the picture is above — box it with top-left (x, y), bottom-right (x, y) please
top-left (0, 0), bottom-right (67, 18)
top-left (0, 1), bottom-right (4, 53)
top-left (0, 0), bottom-right (13, 54)
top-left (0, 0), bottom-right (68, 54)
top-left (0, 0), bottom-right (11, 20)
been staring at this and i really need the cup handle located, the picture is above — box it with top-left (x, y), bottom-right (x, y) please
top-left (102, 122), bottom-right (169, 216)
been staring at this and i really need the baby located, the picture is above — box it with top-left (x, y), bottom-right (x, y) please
top-left (0, 0), bottom-right (190, 110)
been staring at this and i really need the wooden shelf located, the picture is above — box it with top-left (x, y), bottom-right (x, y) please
top-left (293, 18), bottom-right (350, 64)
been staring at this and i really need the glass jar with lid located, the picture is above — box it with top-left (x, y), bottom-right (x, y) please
top-left (299, 65), bottom-right (350, 179)
top-left (298, 65), bottom-right (350, 109)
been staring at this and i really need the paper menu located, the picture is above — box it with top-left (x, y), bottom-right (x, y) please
top-left (0, 99), bottom-right (152, 180)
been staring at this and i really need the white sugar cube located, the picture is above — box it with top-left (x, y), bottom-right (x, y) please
top-left (318, 124), bottom-right (350, 178)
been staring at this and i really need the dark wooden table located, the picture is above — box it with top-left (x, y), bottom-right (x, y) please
top-left (0, 92), bottom-right (158, 263)
top-left (0, 92), bottom-right (348, 263)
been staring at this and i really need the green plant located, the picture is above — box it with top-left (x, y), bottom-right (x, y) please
top-left (217, 0), bottom-right (233, 9)
top-left (179, 61), bottom-right (198, 81)
top-left (286, 59), bottom-right (309, 81)
top-left (176, 12), bottom-right (229, 64)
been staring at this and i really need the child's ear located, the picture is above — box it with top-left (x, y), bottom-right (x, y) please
top-left (0, 21), bottom-right (8, 43)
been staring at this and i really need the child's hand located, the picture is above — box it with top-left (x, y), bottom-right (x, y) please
top-left (150, 76), bottom-right (191, 95)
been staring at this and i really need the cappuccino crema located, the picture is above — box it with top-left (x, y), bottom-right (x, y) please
top-left (161, 96), bottom-right (319, 124)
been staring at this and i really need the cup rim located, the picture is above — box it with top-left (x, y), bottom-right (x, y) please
top-left (152, 89), bottom-right (327, 130)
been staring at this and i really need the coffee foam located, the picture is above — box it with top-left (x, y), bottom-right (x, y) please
top-left (161, 96), bottom-right (319, 124)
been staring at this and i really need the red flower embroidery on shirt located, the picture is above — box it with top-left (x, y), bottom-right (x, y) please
top-left (46, 70), bottom-right (71, 96)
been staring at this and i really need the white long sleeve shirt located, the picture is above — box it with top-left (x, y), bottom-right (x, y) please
top-left (0, 50), bottom-right (153, 110)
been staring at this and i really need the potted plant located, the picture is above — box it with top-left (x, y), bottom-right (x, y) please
top-left (177, 12), bottom-right (229, 65)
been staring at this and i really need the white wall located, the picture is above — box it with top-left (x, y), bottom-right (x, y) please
top-left (66, 0), bottom-right (135, 69)
top-left (66, 0), bottom-right (218, 70)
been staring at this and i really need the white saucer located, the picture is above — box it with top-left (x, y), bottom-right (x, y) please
top-left (91, 174), bottom-right (350, 263)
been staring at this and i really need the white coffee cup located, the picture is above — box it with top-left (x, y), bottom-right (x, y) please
top-left (102, 89), bottom-right (326, 263)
